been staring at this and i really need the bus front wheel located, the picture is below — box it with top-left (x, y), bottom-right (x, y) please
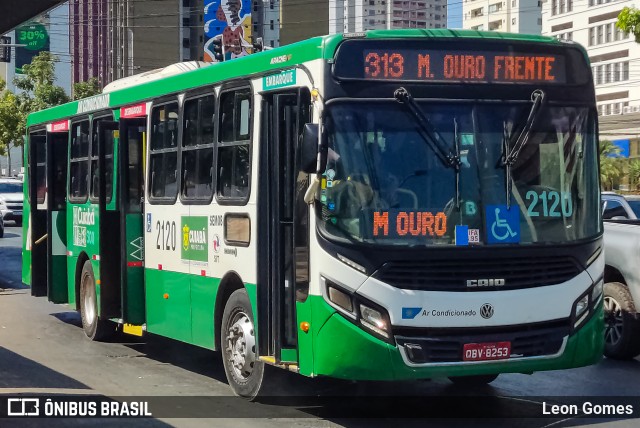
top-left (79, 260), bottom-right (113, 341)
top-left (220, 289), bottom-right (264, 400)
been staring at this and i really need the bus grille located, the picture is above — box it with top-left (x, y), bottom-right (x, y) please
top-left (395, 320), bottom-right (569, 364)
top-left (372, 256), bottom-right (581, 291)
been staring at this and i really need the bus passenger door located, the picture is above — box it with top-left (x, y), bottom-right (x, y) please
top-left (29, 132), bottom-right (47, 297)
top-left (96, 121), bottom-right (121, 318)
top-left (118, 118), bottom-right (146, 325)
top-left (258, 89), bottom-right (311, 363)
top-left (46, 130), bottom-right (69, 303)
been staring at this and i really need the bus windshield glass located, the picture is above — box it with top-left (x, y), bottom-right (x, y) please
top-left (318, 101), bottom-right (600, 246)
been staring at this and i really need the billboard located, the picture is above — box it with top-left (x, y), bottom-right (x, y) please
top-left (15, 22), bottom-right (49, 74)
top-left (612, 139), bottom-right (630, 158)
top-left (204, 0), bottom-right (252, 62)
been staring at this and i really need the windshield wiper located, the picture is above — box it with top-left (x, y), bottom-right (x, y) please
top-left (501, 89), bottom-right (545, 208)
top-left (394, 87), bottom-right (460, 171)
top-left (395, 87), bottom-right (462, 210)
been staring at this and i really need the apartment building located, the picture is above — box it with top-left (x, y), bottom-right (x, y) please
top-left (463, 0), bottom-right (542, 34)
top-left (542, 0), bottom-right (638, 120)
top-left (70, 0), bottom-right (205, 88)
top-left (329, 0), bottom-right (447, 34)
top-left (252, 0), bottom-right (280, 48)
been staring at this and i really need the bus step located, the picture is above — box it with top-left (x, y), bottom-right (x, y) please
top-left (258, 356), bottom-right (299, 373)
top-left (123, 323), bottom-right (144, 336)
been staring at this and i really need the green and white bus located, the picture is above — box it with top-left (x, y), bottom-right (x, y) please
top-left (22, 30), bottom-right (604, 398)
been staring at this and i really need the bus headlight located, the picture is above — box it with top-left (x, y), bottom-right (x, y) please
top-left (574, 294), bottom-right (589, 320)
top-left (572, 279), bottom-right (603, 330)
top-left (359, 304), bottom-right (390, 339)
top-left (328, 285), bottom-right (354, 313)
top-left (322, 277), bottom-right (393, 343)
top-left (592, 279), bottom-right (603, 304)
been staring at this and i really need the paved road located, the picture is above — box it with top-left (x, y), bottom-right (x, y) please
top-left (1, 225), bottom-right (640, 427)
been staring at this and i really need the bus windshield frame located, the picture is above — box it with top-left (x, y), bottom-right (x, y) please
top-left (316, 99), bottom-right (601, 247)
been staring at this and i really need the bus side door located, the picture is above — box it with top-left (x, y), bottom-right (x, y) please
top-left (118, 118), bottom-right (146, 325)
top-left (96, 121), bottom-right (121, 318)
top-left (28, 132), bottom-right (47, 297)
top-left (47, 130), bottom-right (69, 303)
top-left (258, 88), bottom-right (311, 363)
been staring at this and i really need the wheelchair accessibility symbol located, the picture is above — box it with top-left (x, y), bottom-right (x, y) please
top-left (486, 205), bottom-right (520, 244)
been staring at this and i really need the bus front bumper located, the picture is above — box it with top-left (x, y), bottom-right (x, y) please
top-left (309, 297), bottom-right (604, 381)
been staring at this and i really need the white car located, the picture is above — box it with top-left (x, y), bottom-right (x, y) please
top-left (0, 178), bottom-right (24, 227)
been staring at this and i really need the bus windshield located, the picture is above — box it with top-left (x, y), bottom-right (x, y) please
top-left (318, 101), bottom-right (600, 246)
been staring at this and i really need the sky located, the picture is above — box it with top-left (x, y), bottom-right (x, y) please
top-left (448, 0), bottom-right (462, 29)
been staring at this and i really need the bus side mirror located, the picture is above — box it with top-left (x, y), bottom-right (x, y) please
top-left (299, 123), bottom-right (319, 174)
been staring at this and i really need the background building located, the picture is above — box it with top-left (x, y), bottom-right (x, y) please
top-left (463, 0), bottom-right (542, 33)
top-left (542, 0), bottom-right (640, 151)
top-left (69, 0), bottom-right (206, 88)
top-left (329, 0), bottom-right (448, 34)
top-left (251, 0), bottom-right (280, 48)
top-left (281, 0), bottom-right (329, 44)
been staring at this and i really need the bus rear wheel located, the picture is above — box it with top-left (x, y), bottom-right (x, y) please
top-left (221, 289), bottom-right (264, 400)
top-left (448, 374), bottom-right (499, 386)
top-left (79, 260), bottom-right (114, 341)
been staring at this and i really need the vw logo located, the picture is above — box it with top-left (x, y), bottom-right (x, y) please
top-left (480, 303), bottom-right (494, 319)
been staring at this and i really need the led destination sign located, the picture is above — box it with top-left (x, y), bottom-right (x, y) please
top-left (332, 40), bottom-right (582, 85)
top-left (361, 50), bottom-right (566, 84)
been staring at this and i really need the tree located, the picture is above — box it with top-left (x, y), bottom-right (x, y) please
top-left (13, 51), bottom-right (70, 114)
top-left (0, 79), bottom-right (25, 175)
top-left (629, 159), bottom-right (640, 191)
top-left (617, 7), bottom-right (640, 42)
top-left (8, 51), bottom-right (70, 166)
top-left (599, 140), bottom-right (624, 190)
top-left (73, 77), bottom-right (101, 100)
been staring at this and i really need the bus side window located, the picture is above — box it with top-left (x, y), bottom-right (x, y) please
top-left (149, 102), bottom-right (179, 202)
top-left (181, 94), bottom-right (216, 201)
top-left (217, 88), bottom-right (251, 201)
top-left (69, 120), bottom-right (90, 203)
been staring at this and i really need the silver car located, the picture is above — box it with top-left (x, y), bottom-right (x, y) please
top-left (0, 178), bottom-right (24, 227)
top-left (601, 192), bottom-right (640, 220)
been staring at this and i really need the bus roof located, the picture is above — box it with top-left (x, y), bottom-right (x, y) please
top-left (27, 29), bottom-right (566, 128)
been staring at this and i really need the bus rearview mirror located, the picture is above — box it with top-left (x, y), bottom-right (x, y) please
top-left (299, 123), bottom-right (319, 174)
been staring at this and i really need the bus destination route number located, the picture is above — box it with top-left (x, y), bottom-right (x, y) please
top-left (363, 50), bottom-right (566, 84)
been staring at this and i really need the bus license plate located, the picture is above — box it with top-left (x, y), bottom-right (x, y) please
top-left (463, 342), bottom-right (511, 361)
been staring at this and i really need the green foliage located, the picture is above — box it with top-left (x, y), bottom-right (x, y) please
top-left (7, 51), bottom-right (70, 150)
top-left (617, 7), bottom-right (640, 42)
top-left (13, 51), bottom-right (70, 112)
top-left (629, 159), bottom-right (640, 190)
top-left (599, 140), bottom-right (624, 190)
top-left (73, 77), bottom-right (101, 100)
top-left (0, 78), bottom-right (25, 157)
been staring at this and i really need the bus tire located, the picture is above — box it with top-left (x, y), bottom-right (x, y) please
top-left (220, 288), bottom-right (264, 400)
top-left (604, 282), bottom-right (640, 360)
top-left (79, 260), bottom-right (113, 341)
top-left (448, 374), bottom-right (499, 386)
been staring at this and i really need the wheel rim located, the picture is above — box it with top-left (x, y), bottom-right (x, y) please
top-left (82, 273), bottom-right (96, 325)
top-left (604, 296), bottom-right (624, 347)
top-left (225, 310), bottom-right (257, 380)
